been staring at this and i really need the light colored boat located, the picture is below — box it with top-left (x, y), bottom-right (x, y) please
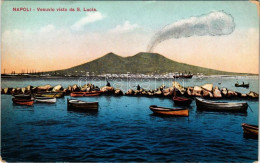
top-left (35, 97), bottom-right (56, 103)
top-left (34, 92), bottom-right (64, 98)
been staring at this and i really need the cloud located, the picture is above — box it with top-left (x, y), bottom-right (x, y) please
top-left (2, 26), bottom-right (258, 74)
top-left (109, 21), bottom-right (139, 33)
top-left (40, 24), bottom-right (55, 33)
top-left (147, 11), bottom-right (236, 52)
top-left (71, 12), bottom-right (105, 31)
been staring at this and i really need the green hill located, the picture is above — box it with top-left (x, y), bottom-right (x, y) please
top-left (49, 52), bottom-right (255, 76)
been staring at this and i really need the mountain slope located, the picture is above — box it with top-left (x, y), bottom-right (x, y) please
top-left (51, 52), bottom-right (254, 76)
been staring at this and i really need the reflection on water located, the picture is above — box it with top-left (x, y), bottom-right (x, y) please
top-left (149, 113), bottom-right (191, 122)
top-left (24, 119), bottom-right (69, 126)
top-left (11, 105), bottom-right (35, 111)
top-left (67, 109), bottom-right (99, 116)
top-left (243, 133), bottom-right (258, 140)
top-left (1, 91), bottom-right (259, 162)
top-left (196, 109), bottom-right (248, 116)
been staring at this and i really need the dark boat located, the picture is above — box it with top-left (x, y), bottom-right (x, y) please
top-left (235, 83), bottom-right (249, 88)
top-left (12, 98), bottom-right (34, 106)
top-left (196, 97), bottom-right (248, 112)
top-left (70, 92), bottom-right (85, 97)
top-left (67, 99), bottom-right (98, 111)
top-left (173, 96), bottom-right (192, 106)
top-left (149, 105), bottom-right (189, 116)
top-left (173, 74), bottom-right (193, 79)
top-left (13, 94), bottom-right (32, 99)
top-left (183, 74), bottom-right (193, 78)
top-left (242, 123), bottom-right (258, 136)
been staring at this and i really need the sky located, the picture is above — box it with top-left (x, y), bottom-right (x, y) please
top-left (1, 1), bottom-right (259, 74)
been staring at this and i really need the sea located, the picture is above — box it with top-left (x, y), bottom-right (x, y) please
top-left (1, 76), bottom-right (259, 162)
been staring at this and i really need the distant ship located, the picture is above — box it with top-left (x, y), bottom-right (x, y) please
top-left (173, 72), bottom-right (193, 79)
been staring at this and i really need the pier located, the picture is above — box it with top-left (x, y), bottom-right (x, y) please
top-left (2, 81), bottom-right (258, 99)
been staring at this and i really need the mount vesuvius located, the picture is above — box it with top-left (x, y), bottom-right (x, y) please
top-left (49, 52), bottom-right (253, 76)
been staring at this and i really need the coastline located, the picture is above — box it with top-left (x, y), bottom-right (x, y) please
top-left (1, 74), bottom-right (259, 79)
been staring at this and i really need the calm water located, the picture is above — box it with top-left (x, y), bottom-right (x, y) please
top-left (1, 77), bottom-right (259, 161)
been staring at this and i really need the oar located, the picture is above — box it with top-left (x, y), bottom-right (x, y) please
top-left (248, 104), bottom-right (253, 113)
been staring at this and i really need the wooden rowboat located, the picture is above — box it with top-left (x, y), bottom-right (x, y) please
top-left (13, 94), bottom-right (32, 99)
top-left (35, 97), bottom-right (56, 103)
top-left (70, 92), bottom-right (101, 97)
top-left (149, 105), bottom-right (189, 116)
top-left (34, 92), bottom-right (64, 98)
top-left (196, 97), bottom-right (248, 112)
top-left (70, 92), bottom-right (85, 97)
top-left (242, 123), bottom-right (258, 136)
top-left (173, 96), bottom-right (192, 106)
top-left (67, 99), bottom-right (98, 111)
top-left (92, 90), bottom-right (103, 93)
top-left (12, 98), bottom-right (34, 106)
top-left (235, 83), bottom-right (249, 88)
top-left (173, 74), bottom-right (193, 79)
top-left (85, 92), bottom-right (101, 96)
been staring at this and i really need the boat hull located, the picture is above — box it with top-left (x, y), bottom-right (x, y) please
top-left (12, 98), bottom-right (34, 106)
top-left (173, 75), bottom-right (193, 79)
top-left (173, 96), bottom-right (192, 106)
top-left (35, 97), bottom-right (56, 103)
top-left (67, 99), bottom-right (98, 111)
top-left (70, 92), bottom-right (85, 97)
top-left (34, 92), bottom-right (64, 98)
top-left (85, 93), bottom-right (100, 97)
top-left (149, 105), bottom-right (189, 116)
top-left (235, 83), bottom-right (249, 88)
top-left (70, 92), bottom-right (101, 97)
top-left (13, 94), bottom-right (32, 99)
top-left (242, 123), bottom-right (258, 136)
top-left (196, 98), bottom-right (248, 112)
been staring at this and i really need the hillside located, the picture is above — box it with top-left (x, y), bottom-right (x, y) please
top-left (48, 52), bottom-right (254, 76)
